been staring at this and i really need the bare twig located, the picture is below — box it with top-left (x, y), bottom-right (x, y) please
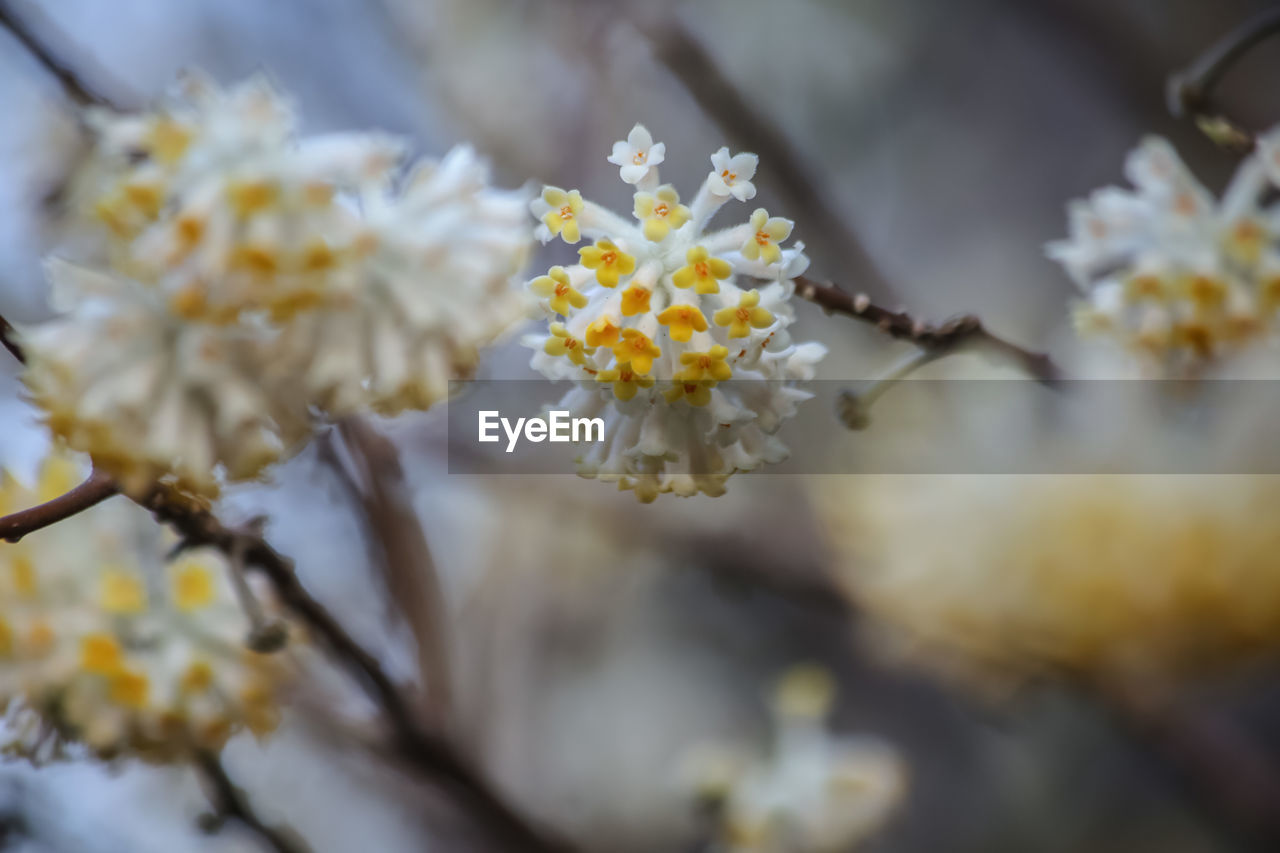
top-left (628, 12), bottom-right (898, 302)
top-left (136, 487), bottom-right (573, 853)
top-left (194, 749), bottom-right (311, 853)
top-left (794, 274), bottom-right (1064, 384)
top-left (0, 2), bottom-right (115, 107)
top-left (0, 319), bottom-right (570, 853)
top-left (330, 419), bottom-right (452, 725)
top-left (0, 315), bottom-right (23, 364)
top-left (1095, 678), bottom-right (1280, 852)
top-left (1167, 5), bottom-right (1280, 150)
top-left (0, 470), bottom-right (118, 542)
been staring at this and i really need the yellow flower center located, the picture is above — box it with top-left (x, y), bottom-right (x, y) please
top-left (564, 338), bottom-right (578, 350)
top-left (633, 151), bottom-right (647, 165)
top-left (559, 205), bottom-right (575, 220)
top-left (601, 251), bottom-right (617, 265)
top-left (555, 282), bottom-right (570, 297)
top-left (655, 203), bottom-right (670, 218)
top-left (695, 262), bottom-right (709, 277)
top-left (755, 230), bottom-right (771, 246)
top-left (737, 307), bottom-right (752, 322)
top-left (721, 169), bottom-right (737, 183)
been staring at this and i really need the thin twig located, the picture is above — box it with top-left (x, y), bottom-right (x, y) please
top-left (331, 419), bottom-right (452, 725)
top-left (136, 487), bottom-right (574, 853)
top-left (0, 315), bottom-right (23, 364)
top-left (628, 12), bottom-right (899, 302)
top-left (0, 319), bottom-right (571, 853)
top-left (1167, 5), bottom-right (1280, 149)
top-left (0, 470), bottom-right (118, 543)
top-left (0, 2), bottom-right (114, 107)
top-left (794, 274), bottom-right (1064, 385)
top-left (1094, 678), bottom-right (1280, 852)
top-left (194, 749), bottom-right (311, 853)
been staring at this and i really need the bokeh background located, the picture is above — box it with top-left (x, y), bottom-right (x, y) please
top-left (4, 0), bottom-right (1280, 850)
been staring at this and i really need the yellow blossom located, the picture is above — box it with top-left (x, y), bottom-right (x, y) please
top-left (664, 377), bottom-right (714, 407)
top-left (596, 366), bottom-right (655, 401)
top-left (657, 304), bottom-right (709, 342)
top-left (578, 239), bottom-right (635, 287)
top-left (672, 246), bottom-right (731, 294)
top-left (531, 266), bottom-right (589, 316)
top-left (585, 316), bottom-right (622, 349)
top-left (741, 208), bottom-right (793, 264)
top-left (634, 185), bottom-right (690, 242)
top-left (612, 329), bottom-right (661, 375)
top-left (81, 633), bottom-right (123, 675)
top-left (172, 559), bottom-right (217, 611)
top-left (540, 186), bottom-right (584, 243)
top-left (621, 284), bottom-right (652, 316)
top-left (100, 568), bottom-right (148, 614)
top-left (679, 346), bottom-right (733, 382)
top-left (109, 668), bottom-right (150, 709)
top-left (713, 290), bottom-right (774, 338)
top-left (544, 323), bottom-right (594, 366)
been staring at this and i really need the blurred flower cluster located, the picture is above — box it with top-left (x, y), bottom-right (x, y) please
top-left (525, 125), bottom-right (825, 501)
top-left (1048, 130), bottom-right (1280, 375)
top-left (0, 451), bottom-right (293, 762)
top-left (820, 474), bottom-right (1280, 688)
top-left (687, 666), bottom-right (905, 852)
top-left (19, 73), bottom-right (532, 495)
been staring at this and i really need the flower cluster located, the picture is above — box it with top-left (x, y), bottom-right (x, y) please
top-left (0, 452), bottom-right (294, 762)
top-left (686, 666), bottom-right (906, 852)
top-left (21, 72), bottom-right (531, 495)
top-left (819, 474), bottom-right (1280, 686)
top-left (523, 125), bottom-right (824, 500)
top-left (1048, 131), bottom-right (1280, 373)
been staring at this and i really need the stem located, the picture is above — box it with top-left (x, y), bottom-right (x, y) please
top-left (0, 2), bottom-right (115, 107)
top-left (628, 12), bottom-right (900, 302)
top-left (194, 749), bottom-right (311, 853)
top-left (0, 470), bottom-right (119, 542)
top-left (0, 315), bottom-right (23, 364)
top-left (794, 274), bottom-right (1064, 385)
top-left (1167, 6), bottom-right (1280, 148)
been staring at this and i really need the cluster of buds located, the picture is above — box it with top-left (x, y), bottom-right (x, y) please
top-left (0, 452), bottom-right (293, 762)
top-left (20, 72), bottom-right (531, 495)
top-left (686, 666), bottom-right (906, 852)
top-left (525, 125), bottom-right (824, 501)
top-left (1048, 130), bottom-right (1280, 374)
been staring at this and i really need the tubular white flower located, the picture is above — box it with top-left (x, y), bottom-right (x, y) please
top-left (524, 127), bottom-right (825, 501)
top-left (708, 147), bottom-right (759, 202)
top-left (606, 123), bottom-right (666, 186)
top-left (1047, 132), bottom-right (1280, 372)
top-left (0, 452), bottom-right (294, 762)
top-left (687, 666), bottom-right (906, 852)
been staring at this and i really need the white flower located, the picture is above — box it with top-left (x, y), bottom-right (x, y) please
top-left (20, 261), bottom-right (301, 496)
top-left (606, 123), bottom-right (666, 185)
top-left (1047, 133), bottom-right (1280, 373)
top-left (0, 451), bottom-right (294, 761)
top-left (687, 666), bottom-right (906, 853)
top-left (523, 128), bottom-right (824, 501)
top-left (708, 147), bottom-right (759, 201)
top-left (23, 73), bottom-right (533, 494)
top-left (273, 145), bottom-right (532, 416)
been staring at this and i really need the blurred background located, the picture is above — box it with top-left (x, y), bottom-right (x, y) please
top-left (4, 0), bottom-right (1280, 851)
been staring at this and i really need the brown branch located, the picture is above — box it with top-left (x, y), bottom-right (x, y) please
top-left (628, 12), bottom-right (899, 302)
top-left (0, 470), bottom-right (118, 543)
top-left (194, 749), bottom-right (311, 853)
top-left (1095, 677), bottom-right (1280, 851)
top-left (0, 315), bottom-right (23, 364)
top-left (794, 274), bottom-right (1064, 385)
top-left (330, 419), bottom-right (452, 725)
top-left (1167, 5), bottom-right (1280, 150)
top-left (0, 2), bottom-right (115, 108)
top-left (135, 487), bottom-right (573, 853)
